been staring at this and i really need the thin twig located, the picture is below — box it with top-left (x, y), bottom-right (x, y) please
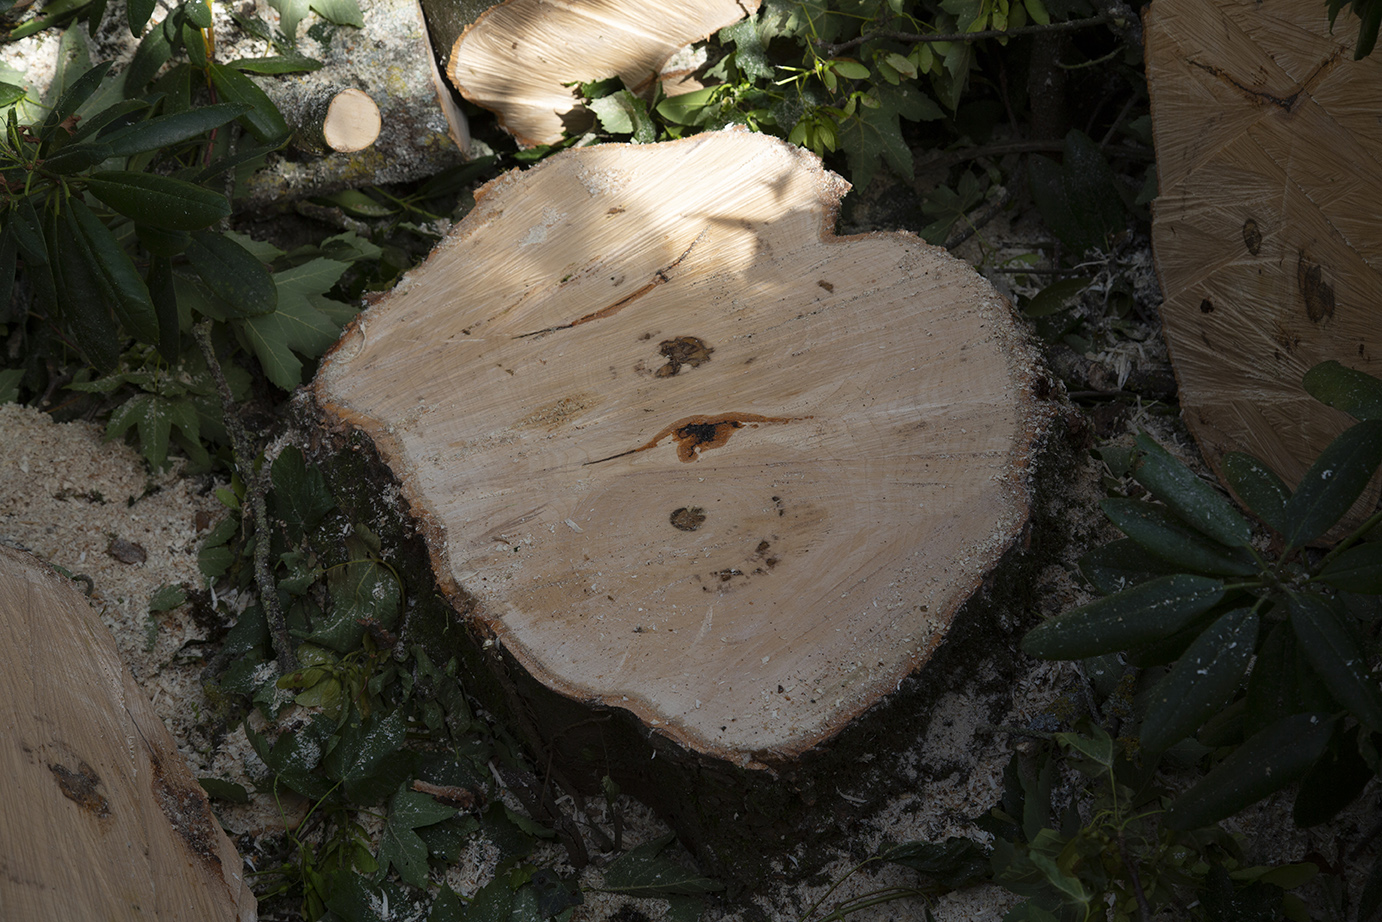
top-left (1117, 834), bottom-right (1154, 922)
top-left (817, 13), bottom-right (1112, 55)
top-left (192, 320), bottom-right (297, 674)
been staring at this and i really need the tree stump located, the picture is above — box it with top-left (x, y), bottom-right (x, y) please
top-left (0, 544), bottom-right (255, 921)
top-left (312, 128), bottom-right (1054, 794)
top-left (446, 0), bottom-right (759, 146)
top-left (1146, 0), bottom-right (1382, 509)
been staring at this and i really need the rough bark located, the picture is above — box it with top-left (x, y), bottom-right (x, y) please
top-left (1146, 0), bottom-right (1382, 514)
top-left (0, 544), bottom-right (256, 921)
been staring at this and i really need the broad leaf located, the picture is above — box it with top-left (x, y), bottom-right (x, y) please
top-left (601, 832), bottom-right (724, 896)
top-left (1165, 712), bottom-right (1332, 830)
top-left (1221, 451), bottom-right (1291, 534)
top-left (126, 0), bottom-right (155, 32)
top-left (268, 0), bottom-right (311, 38)
top-left (1132, 433), bottom-right (1251, 546)
top-left (323, 711), bottom-right (406, 787)
top-left (1027, 130), bottom-right (1125, 255)
top-left (1281, 419), bottom-right (1382, 548)
top-left (1078, 538), bottom-right (1179, 594)
top-left (86, 171), bottom-right (229, 230)
top-left (1099, 498), bottom-right (1257, 576)
top-left (51, 206), bottom-right (121, 372)
top-left (1289, 592), bottom-right (1382, 730)
top-left (377, 787), bottom-right (457, 888)
top-left (1315, 540), bottom-right (1382, 592)
top-left (309, 0), bottom-right (363, 27)
top-left (39, 60), bottom-right (112, 142)
top-left (837, 81), bottom-right (942, 190)
top-left (1139, 607), bottom-right (1257, 753)
top-left (270, 446), bottom-right (335, 538)
top-left (106, 392), bottom-right (200, 469)
top-left (41, 141), bottom-right (113, 174)
top-left (589, 89), bottom-right (655, 143)
top-left (1292, 723), bottom-right (1374, 826)
top-left (1021, 573), bottom-right (1226, 660)
top-left (1302, 360), bottom-right (1382, 420)
top-left (99, 102), bottom-right (249, 156)
top-left (69, 197), bottom-right (159, 344)
top-left (1244, 619), bottom-right (1339, 737)
top-left (878, 837), bottom-right (989, 887)
top-left (229, 54), bottom-right (324, 74)
top-left (207, 63), bottom-right (289, 143)
top-left (186, 230), bottom-right (277, 317)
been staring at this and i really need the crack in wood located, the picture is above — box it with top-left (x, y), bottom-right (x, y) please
top-left (516, 230), bottom-right (706, 338)
top-left (1187, 50), bottom-right (1339, 113)
top-left (585, 412), bottom-right (809, 465)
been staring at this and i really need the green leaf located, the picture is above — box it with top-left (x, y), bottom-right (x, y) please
top-left (1281, 419), bottom-right (1382, 548)
top-left (69, 197), bottom-right (159, 344)
top-left (125, 25), bottom-right (173, 91)
top-left (378, 787), bottom-right (457, 888)
top-left (1315, 540), bottom-right (1382, 592)
top-left (270, 445), bottom-right (335, 538)
top-left (878, 837), bottom-right (989, 887)
top-left (1100, 498), bottom-right (1258, 576)
top-left (323, 712), bottom-right (411, 802)
top-left (1139, 607), bottom-right (1258, 753)
top-left (106, 392), bottom-right (199, 469)
top-left (1292, 723), bottom-right (1374, 826)
top-left (1289, 592), bottom-right (1382, 730)
top-left (1021, 573), bottom-right (1226, 660)
top-left (830, 59), bottom-right (870, 79)
top-left (50, 205), bottom-right (121, 372)
top-left (41, 141), bottom-right (113, 174)
top-left (1165, 712), bottom-right (1332, 830)
top-left (207, 63), bottom-right (289, 143)
top-left (86, 171), bottom-right (229, 230)
top-left (198, 776), bottom-right (250, 803)
top-left (588, 89), bottom-right (656, 142)
top-left (601, 832), bottom-right (724, 896)
top-left (1078, 538), bottom-right (1179, 594)
top-left (1055, 725), bottom-right (1115, 767)
top-left (146, 255), bottom-right (180, 361)
top-left (99, 102), bottom-right (249, 157)
top-left (268, 0), bottom-right (311, 38)
top-left (40, 60), bottom-right (111, 142)
top-left (1027, 130), bottom-right (1126, 255)
top-left (837, 82), bottom-right (942, 189)
top-left (186, 230), bottom-right (277, 317)
top-left (1023, 276), bottom-right (1090, 318)
top-left (0, 219), bottom-right (18, 324)
top-left (309, 0), bottom-right (363, 27)
top-left (1303, 360), bottom-right (1382, 420)
top-left (0, 81), bottom-right (26, 107)
top-left (1132, 434), bottom-right (1251, 546)
top-left (1221, 451), bottom-right (1292, 534)
top-left (229, 54), bottom-right (325, 74)
top-left (148, 583), bottom-right (186, 611)
top-left (127, 0), bottom-right (155, 32)
top-left (1245, 619), bottom-right (1339, 736)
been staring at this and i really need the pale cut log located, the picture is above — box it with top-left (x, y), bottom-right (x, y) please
top-left (239, 0), bottom-right (468, 206)
top-left (0, 544), bottom-right (256, 922)
top-left (446, 0), bottom-right (760, 147)
top-left (1146, 0), bottom-right (1382, 511)
top-left (313, 129), bottom-right (1054, 767)
top-left (293, 86), bottom-right (383, 154)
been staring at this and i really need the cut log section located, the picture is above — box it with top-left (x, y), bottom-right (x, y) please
top-left (1146, 0), bottom-right (1382, 504)
top-left (313, 129), bottom-right (1054, 768)
top-left (294, 87), bottom-right (384, 154)
top-left (446, 0), bottom-right (759, 146)
top-left (0, 544), bottom-right (256, 921)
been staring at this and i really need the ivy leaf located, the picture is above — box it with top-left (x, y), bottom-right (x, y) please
top-left (588, 89), bottom-right (656, 142)
top-left (1021, 573), bottom-right (1226, 660)
top-left (600, 832), bottom-right (724, 896)
top-left (270, 445), bottom-right (335, 539)
top-left (719, 18), bottom-right (772, 80)
top-left (1139, 607), bottom-right (1258, 753)
top-left (377, 787), bottom-right (457, 888)
top-left (1281, 419), bottom-right (1382, 548)
top-left (837, 81), bottom-right (942, 189)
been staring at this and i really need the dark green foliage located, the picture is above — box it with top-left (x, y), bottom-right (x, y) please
top-left (1025, 361), bottom-right (1382, 884)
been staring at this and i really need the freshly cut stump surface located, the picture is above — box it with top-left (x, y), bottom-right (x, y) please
top-left (0, 545), bottom-right (256, 921)
top-left (314, 130), bottom-right (1051, 766)
top-left (447, 0), bottom-right (759, 146)
top-left (1147, 0), bottom-right (1382, 496)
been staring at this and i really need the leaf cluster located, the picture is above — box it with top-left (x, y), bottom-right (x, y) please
top-left (1022, 360), bottom-right (1382, 917)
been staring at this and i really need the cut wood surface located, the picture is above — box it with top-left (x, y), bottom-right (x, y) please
top-left (447, 0), bottom-right (759, 146)
top-left (321, 88), bottom-right (383, 153)
top-left (315, 130), bottom-right (1052, 766)
top-left (0, 544), bottom-right (255, 921)
top-left (1147, 0), bottom-right (1382, 500)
